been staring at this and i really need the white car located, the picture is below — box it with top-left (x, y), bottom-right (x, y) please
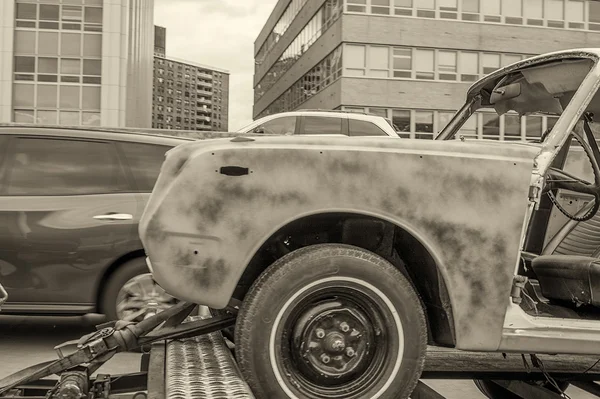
top-left (237, 110), bottom-right (401, 137)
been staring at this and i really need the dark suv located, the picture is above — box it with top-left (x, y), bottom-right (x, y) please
top-left (0, 125), bottom-right (192, 321)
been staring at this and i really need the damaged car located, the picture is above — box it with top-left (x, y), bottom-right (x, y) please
top-left (138, 48), bottom-right (600, 398)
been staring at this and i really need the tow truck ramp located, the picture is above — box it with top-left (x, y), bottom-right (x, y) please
top-left (148, 329), bottom-right (253, 399)
top-left (146, 320), bottom-right (600, 399)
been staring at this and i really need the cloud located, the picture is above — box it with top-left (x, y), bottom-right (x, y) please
top-left (154, 0), bottom-right (278, 130)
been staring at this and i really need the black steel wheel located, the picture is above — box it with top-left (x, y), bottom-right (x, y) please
top-left (235, 244), bottom-right (427, 399)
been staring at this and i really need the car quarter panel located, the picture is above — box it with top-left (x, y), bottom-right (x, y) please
top-left (140, 137), bottom-right (538, 351)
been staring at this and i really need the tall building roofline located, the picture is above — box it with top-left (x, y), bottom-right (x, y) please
top-left (155, 55), bottom-right (230, 74)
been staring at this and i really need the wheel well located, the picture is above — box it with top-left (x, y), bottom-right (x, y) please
top-left (233, 213), bottom-right (456, 347)
top-left (94, 250), bottom-right (146, 313)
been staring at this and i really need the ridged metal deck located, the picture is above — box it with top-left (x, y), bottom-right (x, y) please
top-left (154, 312), bottom-right (600, 399)
top-left (164, 314), bottom-right (254, 399)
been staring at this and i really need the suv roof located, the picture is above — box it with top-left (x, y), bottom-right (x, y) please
top-left (296, 109), bottom-right (384, 117)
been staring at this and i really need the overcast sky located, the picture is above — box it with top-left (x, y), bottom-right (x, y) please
top-left (154, 0), bottom-right (279, 131)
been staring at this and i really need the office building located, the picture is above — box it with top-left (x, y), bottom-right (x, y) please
top-left (0, 0), bottom-right (154, 128)
top-left (253, 0), bottom-right (600, 140)
top-left (152, 26), bottom-right (229, 131)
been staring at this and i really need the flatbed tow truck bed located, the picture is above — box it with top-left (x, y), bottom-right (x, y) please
top-left (3, 303), bottom-right (600, 399)
top-left (144, 329), bottom-right (600, 399)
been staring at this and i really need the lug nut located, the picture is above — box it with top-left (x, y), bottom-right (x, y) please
top-left (315, 328), bottom-right (325, 339)
top-left (346, 347), bottom-right (355, 357)
top-left (339, 322), bottom-right (350, 332)
top-left (320, 354), bottom-right (331, 364)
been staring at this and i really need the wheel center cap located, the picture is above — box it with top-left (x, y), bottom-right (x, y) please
top-left (324, 332), bottom-right (346, 353)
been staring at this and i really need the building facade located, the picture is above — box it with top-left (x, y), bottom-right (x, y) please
top-left (253, 0), bottom-right (600, 140)
top-left (154, 24), bottom-right (165, 57)
top-left (0, 0), bottom-right (154, 128)
top-left (151, 26), bottom-right (230, 131)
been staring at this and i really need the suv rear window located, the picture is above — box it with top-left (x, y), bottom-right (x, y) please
top-left (348, 119), bottom-right (388, 136)
top-left (119, 142), bottom-right (172, 192)
top-left (304, 116), bottom-right (343, 135)
top-left (6, 137), bottom-right (128, 196)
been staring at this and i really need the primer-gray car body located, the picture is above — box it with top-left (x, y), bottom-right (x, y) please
top-left (140, 49), bottom-right (600, 355)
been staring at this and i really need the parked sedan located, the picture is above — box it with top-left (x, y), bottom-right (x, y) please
top-left (0, 125), bottom-right (193, 321)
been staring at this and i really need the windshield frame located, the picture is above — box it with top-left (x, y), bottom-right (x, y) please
top-left (435, 50), bottom-right (600, 154)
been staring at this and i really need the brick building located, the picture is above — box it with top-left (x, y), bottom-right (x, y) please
top-left (152, 26), bottom-right (229, 131)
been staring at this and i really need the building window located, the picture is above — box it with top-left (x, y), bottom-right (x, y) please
top-left (392, 109), bottom-right (411, 137)
top-left (590, 1), bottom-right (600, 30)
top-left (259, 46), bottom-right (342, 116)
top-left (347, 0), bottom-right (367, 13)
top-left (371, 0), bottom-right (390, 15)
top-left (338, 45), bottom-right (530, 83)
top-left (416, 0), bottom-right (435, 18)
top-left (438, 111), bottom-right (455, 133)
top-left (545, 0), bottom-right (565, 28)
top-left (460, 114), bottom-right (478, 138)
top-left (439, 0), bottom-right (458, 19)
top-left (501, 54), bottom-right (522, 67)
top-left (392, 47), bottom-right (412, 78)
top-left (504, 113), bottom-right (522, 140)
top-left (38, 32), bottom-right (59, 56)
top-left (460, 52), bottom-right (479, 82)
top-left (438, 50), bottom-right (457, 80)
top-left (13, 83), bottom-right (35, 107)
top-left (415, 49), bottom-right (434, 80)
top-left (502, 0), bottom-right (523, 24)
top-left (15, 56), bottom-right (35, 75)
top-left (482, 0), bottom-right (501, 22)
top-left (337, 0), bottom-right (600, 31)
top-left (344, 44), bottom-right (366, 76)
top-left (368, 46), bottom-right (389, 77)
top-left (482, 53), bottom-right (500, 75)
top-left (14, 31), bottom-right (35, 54)
top-left (526, 114), bottom-right (544, 138)
top-left (415, 111), bottom-right (434, 139)
top-left (524, 0), bottom-right (543, 26)
top-left (566, 0), bottom-right (585, 29)
top-left (394, 0), bottom-right (413, 16)
top-left (462, 0), bottom-right (480, 20)
top-left (482, 112), bottom-right (500, 140)
top-left (16, 2), bottom-right (36, 24)
top-left (254, 0), bottom-right (343, 102)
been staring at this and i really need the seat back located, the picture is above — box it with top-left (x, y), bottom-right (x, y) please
top-left (543, 201), bottom-right (600, 257)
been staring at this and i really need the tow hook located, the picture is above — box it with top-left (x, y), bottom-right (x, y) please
top-left (511, 275), bottom-right (528, 305)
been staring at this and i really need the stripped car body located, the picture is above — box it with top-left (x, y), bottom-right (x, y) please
top-left (140, 48), bottom-right (600, 358)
